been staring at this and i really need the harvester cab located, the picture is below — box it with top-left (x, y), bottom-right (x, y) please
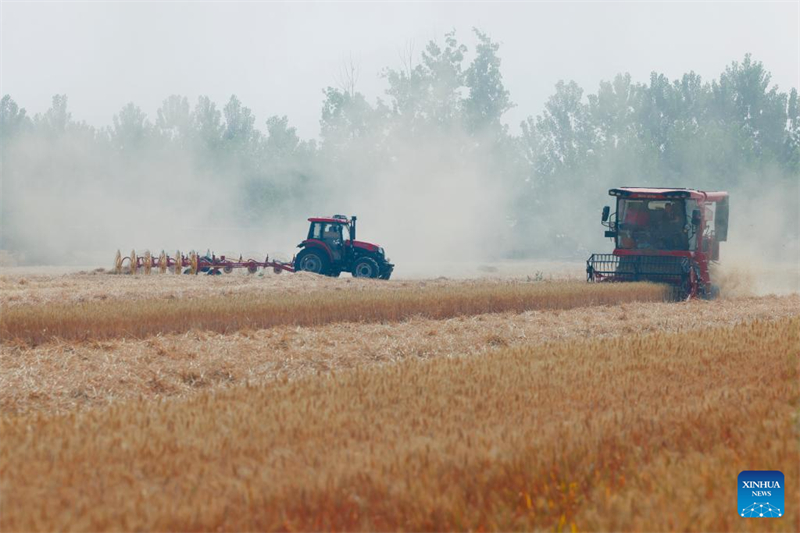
top-left (587, 188), bottom-right (729, 299)
top-left (295, 215), bottom-right (394, 279)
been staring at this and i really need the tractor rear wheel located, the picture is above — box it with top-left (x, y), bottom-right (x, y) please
top-left (295, 249), bottom-right (329, 275)
top-left (352, 257), bottom-right (380, 278)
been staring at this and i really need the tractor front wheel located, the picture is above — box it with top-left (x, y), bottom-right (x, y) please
top-left (295, 249), bottom-right (329, 275)
top-left (352, 257), bottom-right (380, 279)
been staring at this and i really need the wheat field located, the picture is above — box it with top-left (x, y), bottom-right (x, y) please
top-left (2, 293), bottom-right (798, 415)
top-left (0, 280), bottom-right (666, 345)
top-left (1, 273), bottom-right (797, 532)
top-left (1, 316), bottom-right (797, 532)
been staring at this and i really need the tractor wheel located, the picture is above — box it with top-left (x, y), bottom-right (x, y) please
top-left (352, 257), bottom-right (380, 279)
top-left (295, 249), bottom-right (329, 275)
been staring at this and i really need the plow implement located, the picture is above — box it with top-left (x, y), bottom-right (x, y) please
top-left (114, 250), bottom-right (295, 276)
top-left (111, 214), bottom-right (394, 280)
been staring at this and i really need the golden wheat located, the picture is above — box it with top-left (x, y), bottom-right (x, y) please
top-left (0, 281), bottom-right (666, 345)
top-left (1, 318), bottom-right (796, 532)
top-left (3, 294), bottom-right (798, 415)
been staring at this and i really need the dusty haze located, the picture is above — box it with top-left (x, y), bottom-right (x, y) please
top-left (1, 2), bottom-right (798, 287)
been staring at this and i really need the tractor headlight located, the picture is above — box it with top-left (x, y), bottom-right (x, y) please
top-left (378, 247), bottom-right (385, 256)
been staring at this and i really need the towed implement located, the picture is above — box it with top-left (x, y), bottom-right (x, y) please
top-left (587, 187), bottom-right (729, 300)
top-left (116, 214), bottom-right (394, 279)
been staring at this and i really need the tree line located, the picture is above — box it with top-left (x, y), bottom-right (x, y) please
top-left (1, 29), bottom-right (797, 260)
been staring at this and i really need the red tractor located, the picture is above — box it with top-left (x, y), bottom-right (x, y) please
top-left (295, 215), bottom-right (394, 279)
top-left (586, 187), bottom-right (729, 299)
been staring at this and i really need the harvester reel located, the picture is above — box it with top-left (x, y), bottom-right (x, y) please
top-left (144, 250), bottom-right (152, 275)
top-left (129, 250), bottom-right (137, 275)
top-left (159, 251), bottom-right (167, 274)
top-left (174, 251), bottom-right (181, 275)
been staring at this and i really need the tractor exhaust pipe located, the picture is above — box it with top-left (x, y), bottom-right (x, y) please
top-left (351, 215), bottom-right (357, 241)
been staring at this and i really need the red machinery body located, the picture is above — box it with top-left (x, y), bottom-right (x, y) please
top-left (295, 215), bottom-right (393, 279)
top-left (586, 187), bottom-right (729, 299)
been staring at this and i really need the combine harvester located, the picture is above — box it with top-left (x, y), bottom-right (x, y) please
top-left (115, 214), bottom-right (394, 279)
top-left (586, 187), bottom-right (729, 300)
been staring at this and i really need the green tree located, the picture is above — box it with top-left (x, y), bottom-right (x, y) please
top-left (193, 95), bottom-right (223, 154)
top-left (111, 102), bottom-right (150, 151)
top-left (711, 54), bottom-right (788, 169)
top-left (37, 94), bottom-right (72, 136)
top-left (385, 30), bottom-right (467, 132)
top-left (155, 95), bottom-right (192, 143)
top-left (464, 29), bottom-right (513, 133)
top-left (223, 95), bottom-right (256, 145)
top-left (0, 96), bottom-right (30, 142)
top-left (535, 80), bottom-right (592, 177)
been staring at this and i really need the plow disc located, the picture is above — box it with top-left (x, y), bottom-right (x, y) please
top-left (114, 250), bottom-right (295, 276)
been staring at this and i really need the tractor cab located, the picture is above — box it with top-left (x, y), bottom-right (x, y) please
top-left (296, 215), bottom-right (394, 279)
top-left (307, 216), bottom-right (350, 262)
top-left (588, 187), bottom-right (729, 299)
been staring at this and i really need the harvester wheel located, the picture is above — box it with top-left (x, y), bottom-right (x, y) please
top-left (352, 257), bottom-right (379, 279)
top-left (247, 262), bottom-right (258, 274)
top-left (223, 265), bottom-right (233, 274)
top-left (295, 249), bottom-right (329, 275)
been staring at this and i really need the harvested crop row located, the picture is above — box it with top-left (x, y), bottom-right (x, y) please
top-left (2, 294), bottom-right (798, 415)
top-left (0, 281), bottom-right (665, 345)
top-left (2, 318), bottom-right (797, 532)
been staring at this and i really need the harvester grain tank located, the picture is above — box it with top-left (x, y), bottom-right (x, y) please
top-left (586, 187), bottom-right (729, 299)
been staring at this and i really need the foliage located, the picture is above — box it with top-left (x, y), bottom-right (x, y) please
top-left (1, 32), bottom-right (797, 259)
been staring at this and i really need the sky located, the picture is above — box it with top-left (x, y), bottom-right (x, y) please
top-left (2, 1), bottom-right (798, 139)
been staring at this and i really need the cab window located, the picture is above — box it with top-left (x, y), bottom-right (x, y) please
top-left (322, 224), bottom-right (341, 241)
top-left (309, 222), bottom-right (323, 240)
